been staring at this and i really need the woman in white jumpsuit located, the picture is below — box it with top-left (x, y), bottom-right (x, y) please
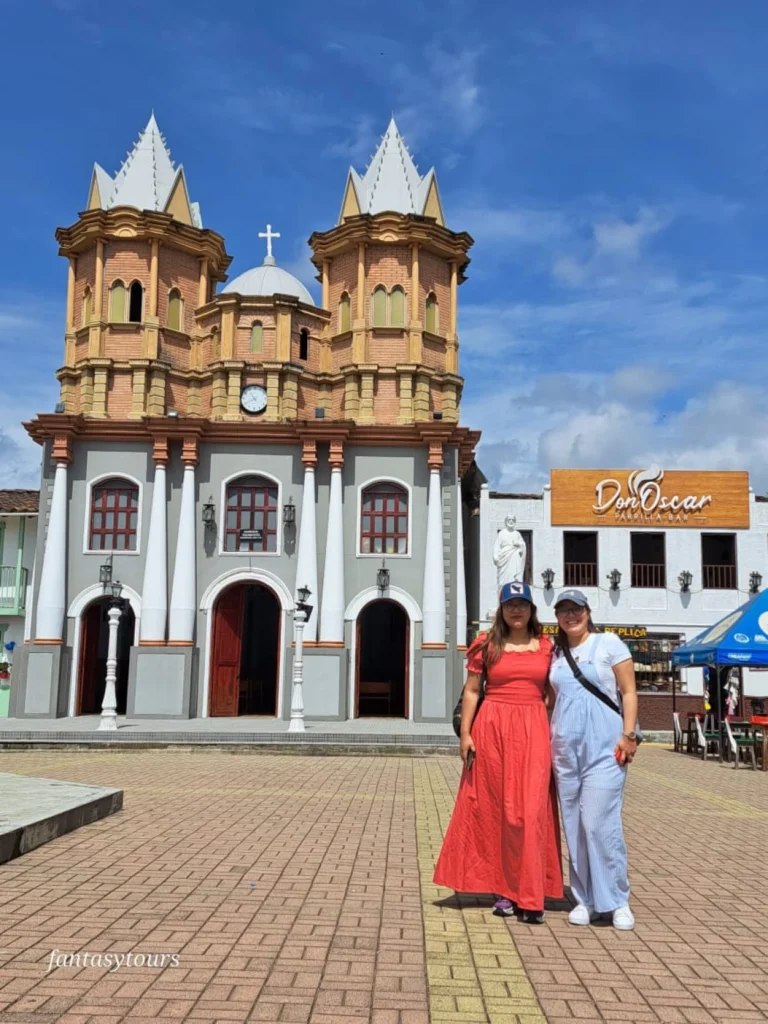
top-left (549, 590), bottom-right (639, 931)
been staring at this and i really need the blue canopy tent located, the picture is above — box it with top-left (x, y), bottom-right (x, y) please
top-left (671, 590), bottom-right (768, 725)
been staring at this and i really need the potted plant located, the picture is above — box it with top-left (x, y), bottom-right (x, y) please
top-left (0, 662), bottom-right (9, 685)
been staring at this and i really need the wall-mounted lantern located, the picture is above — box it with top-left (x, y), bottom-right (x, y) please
top-left (377, 560), bottom-right (390, 592)
top-left (678, 570), bottom-right (693, 593)
top-left (607, 569), bottom-right (622, 591)
top-left (283, 498), bottom-right (296, 525)
top-left (541, 568), bottom-right (555, 591)
top-left (750, 571), bottom-right (763, 595)
top-left (99, 555), bottom-right (113, 588)
top-left (202, 495), bottom-right (216, 530)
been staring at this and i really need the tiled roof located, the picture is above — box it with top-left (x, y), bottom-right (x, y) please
top-left (0, 490), bottom-right (39, 514)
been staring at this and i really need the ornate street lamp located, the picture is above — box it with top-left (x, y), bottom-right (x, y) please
top-left (541, 568), bottom-right (555, 591)
top-left (99, 555), bottom-right (113, 588)
top-left (98, 580), bottom-right (124, 732)
top-left (678, 570), bottom-right (693, 593)
top-left (750, 571), bottom-right (762, 595)
top-left (377, 560), bottom-right (390, 592)
top-left (608, 569), bottom-right (622, 592)
top-left (202, 495), bottom-right (216, 530)
top-left (283, 498), bottom-right (296, 525)
top-left (289, 586), bottom-right (313, 733)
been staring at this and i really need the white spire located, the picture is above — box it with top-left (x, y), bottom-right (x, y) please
top-left (88, 114), bottom-right (203, 226)
top-left (340, 116), bottom-right (442, 223)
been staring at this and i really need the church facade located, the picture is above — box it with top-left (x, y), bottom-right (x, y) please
top-left (11, 116), bottom-right (481, 722)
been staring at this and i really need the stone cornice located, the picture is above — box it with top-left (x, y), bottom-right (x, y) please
top-left (309, 213), bottom-right (473, 282)
top-left (55, 208), bottom-right (232, 280)
top-left (24, 413), bottom-right (480, 455)
top-left (194, 293), bottom-right (330, 323)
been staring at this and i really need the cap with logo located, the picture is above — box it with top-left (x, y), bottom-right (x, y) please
top-left (554, 588), bottom-right (589, 609)
top-left (499, 581), bottom-right (534, 605)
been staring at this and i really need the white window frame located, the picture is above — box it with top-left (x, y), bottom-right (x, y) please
top-left (219, 470), bottom-right (282, 557)
top-left (356, 476), bottom-right (412, 559)
top-left (83, 472), bottom-right (143, 556)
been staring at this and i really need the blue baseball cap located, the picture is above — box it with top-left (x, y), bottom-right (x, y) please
top-left (554, 588), bottom-right (589, 608)
top-left (499, 581), bottom-right (534, 605)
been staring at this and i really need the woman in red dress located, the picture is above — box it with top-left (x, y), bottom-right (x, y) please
top-left (433, 581), bottom-right (563, 923)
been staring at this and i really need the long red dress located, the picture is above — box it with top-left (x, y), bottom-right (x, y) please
top-left (433, 634), bottom-right (564, 910)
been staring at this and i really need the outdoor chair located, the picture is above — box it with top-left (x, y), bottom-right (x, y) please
top-left (694, 717), bottom-right (721, 761)
top-left (724, 719), bottom-right (756, 770)
top-left (673, 712), bottom-right (686, 753)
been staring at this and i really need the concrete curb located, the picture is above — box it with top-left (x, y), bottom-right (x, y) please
top-left (0, 789), bottom-right (123, 865)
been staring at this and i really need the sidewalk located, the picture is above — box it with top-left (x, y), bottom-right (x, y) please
top-left (0, 746), bottom-right (766, 1022)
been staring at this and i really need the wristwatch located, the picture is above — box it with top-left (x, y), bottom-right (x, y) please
top-left (623, 732), bottom-right (637, 742)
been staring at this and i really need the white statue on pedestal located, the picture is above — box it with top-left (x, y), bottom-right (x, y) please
top-left (493, 516), bottom-right (527, 591)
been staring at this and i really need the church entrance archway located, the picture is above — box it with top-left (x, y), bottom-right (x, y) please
top-left (356, 599), bottom-right (408, 717)
top-left (209, 582), bottom-right (280, 717)
top-left (76, 598), bottom-right (135, 715)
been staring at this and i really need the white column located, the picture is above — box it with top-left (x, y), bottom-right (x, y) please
top-left (98, 602), bottom-right (122, 731)
top-left (455, 483), bottom-right (467, 648)
top-left (140, 461), bottom-right (168, 642)
top-left (294, 460), bottom-right (319, 642)
top-left (169, 461), bottom-right (197, 642)
top-left (23, 553), bottom-right (37, 644)
top-left (422, 460), bottom-right (446, 644)
top-left (35, 460), bottom-right (69, 641)
top-left (319, 451), bottom-right (345, 643)
top-left (288, 605), bottom-right (307, 732)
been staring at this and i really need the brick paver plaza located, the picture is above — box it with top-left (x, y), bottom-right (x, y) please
top-left (1, 746), bottom-right (767, 1024)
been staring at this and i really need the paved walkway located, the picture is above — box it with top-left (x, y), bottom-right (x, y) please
top-left (0, 747), bottom-right (767, 1023)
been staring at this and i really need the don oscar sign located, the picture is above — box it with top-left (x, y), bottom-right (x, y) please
top-left (551, 466), bottom-right (750, 528)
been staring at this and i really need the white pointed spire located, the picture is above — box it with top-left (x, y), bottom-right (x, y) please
top-left (88, 114), bottom-right (203, 226)
top-left (338, 116), bottom-right (443, 224)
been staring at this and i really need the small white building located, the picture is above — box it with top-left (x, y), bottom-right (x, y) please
top-left (480, 467), bottom-right (768, 730)
top-left (0, 491), bottom-right (38, 716)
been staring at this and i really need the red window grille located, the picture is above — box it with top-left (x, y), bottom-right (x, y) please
top-left (361, 484), bottom-right (408, 555)
top-left (89, 479), bottom-right (139, 551)
top-left (224, 476), bottom-right (279, 553)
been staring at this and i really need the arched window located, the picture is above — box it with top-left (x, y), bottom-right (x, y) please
top-left (89, 477), bottom-right (139, 551)
top-left (128, 282), bottom-right (143, 323)
top-left (372, 285), bottom-right (387, 328)
top-left (390, 286), bottom-right (405, 328)
top-left (83, 286), bottom-right (92, 326)
top-left (211, 328), bottom-right (220, 361)
top-left (110, 281), bottom-right (126, 322)
top-left (425, 293), bottom-right (438, 334)
top-left (339, 292), bottom-right (351, 333)
top-left (167, 289), bottom-right (183, 331)
top-left (224, 475), bottom-right (278, 553)
top-left (361, 482), bottom-right (408, 554)
top-left (250, 321), bottom-right (263, 354)
top-left (299, 328), bottom-right (309, 361)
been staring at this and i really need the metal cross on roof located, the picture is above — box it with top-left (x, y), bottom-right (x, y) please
top-left (258, 223), bottom-right (280, 260)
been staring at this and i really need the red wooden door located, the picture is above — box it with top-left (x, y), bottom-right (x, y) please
top-left (78, 601), bottom-right (103, 714)
top-left (210, 586), bottom-right (245, 716)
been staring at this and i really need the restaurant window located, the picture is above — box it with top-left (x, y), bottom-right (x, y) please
top-left (631, 533), bottom-right (666, 588)
top-left (625, 632), bottom-right (686, 694)
top-left (563, 532), bottom-right (597, 587)
top-left (360, 482), bottom-right (408, 555)
top-left (702, 534), bottom-right (737, 590)
top-left (89, 478), bottom-right (139, 551)
top-left (224, 475), bottom-right (278, 553)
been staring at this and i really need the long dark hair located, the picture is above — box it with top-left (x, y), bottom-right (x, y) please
top-left (556, 603), bottom-right (598, 653)
top-left (476, 600), bottom-right (542, 667)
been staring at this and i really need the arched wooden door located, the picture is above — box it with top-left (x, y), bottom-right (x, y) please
top-left (209, 583), bottom-right (281, 716)
top-left (356, 599), bottom-right (409, 717)
top-left (77, 598), bottom-right (135, 715)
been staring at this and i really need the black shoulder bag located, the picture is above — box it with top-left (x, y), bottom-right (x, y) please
top-left (452, 647), bottom-right (487, 738)
top-left (561, 640), bottom-right (642, 743)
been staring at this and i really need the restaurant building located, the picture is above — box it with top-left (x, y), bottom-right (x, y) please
top-left (479, 467), bottom-right (768, 729)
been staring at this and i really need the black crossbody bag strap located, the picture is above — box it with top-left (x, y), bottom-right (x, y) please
top-left (561, 642), bottom-right (622, 716)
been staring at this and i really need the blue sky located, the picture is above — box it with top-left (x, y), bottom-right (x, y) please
top-left (3, 0), bottom-right (768, 490)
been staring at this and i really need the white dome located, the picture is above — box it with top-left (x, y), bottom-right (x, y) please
top-left (222, 256), bottom-right (315, 305)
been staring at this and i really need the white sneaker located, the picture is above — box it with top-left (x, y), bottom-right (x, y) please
top-left (612, 905), bottom-right (635, 930)
top-left (568, 904), bottom-right (597, 926)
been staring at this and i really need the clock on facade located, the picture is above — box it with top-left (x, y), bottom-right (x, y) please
top-left (240, 385), bottom-right (268, 415)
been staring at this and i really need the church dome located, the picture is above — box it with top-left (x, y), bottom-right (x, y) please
top-left (221, 254), bottom-right (315, 306)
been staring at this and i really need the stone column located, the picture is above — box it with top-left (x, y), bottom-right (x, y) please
top-left (455, 483), bottom-right (467, 649)
top-left (35, 438), bottom-right (71, 642)
top-left (319, 441), bottom-right (345, 643)
top-left (422, 443), bottom-right (446, 646)
top-left (294, 441), bottom-right (319, 642)
top-left (168, 438), bottom-right (198, 644)
top-left (139, 438), bottom-right (169, 644)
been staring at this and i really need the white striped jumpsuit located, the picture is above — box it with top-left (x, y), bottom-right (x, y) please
top-left (550, 633), bottom-right (631, 914)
